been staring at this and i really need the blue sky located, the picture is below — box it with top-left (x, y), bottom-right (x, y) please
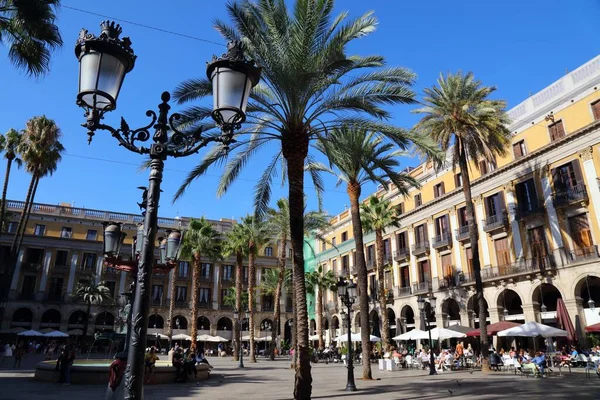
top-left (0, 0), bottom-right (599, 221)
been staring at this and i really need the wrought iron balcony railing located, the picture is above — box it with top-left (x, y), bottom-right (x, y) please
top-left (394, 248), bottom-right (410, 261)
top-left (568, 245), bottom-right (599, 263)
top-left (411, 241), bottom-right (429, 256)
top-left (412, 281), bottom-right (431, 294)
top-left (552, 184), bottom-right (588, 207)
top-left (516, 200), bottom-right (545, 219)
top-left (455, 225), bottom-right (470, 241)
top-left (432, 232), bottom-right (452, 249)
top-left (394, 286), bottom-right (412, 297)
top-left (482, 213), bottom-right (508, 232)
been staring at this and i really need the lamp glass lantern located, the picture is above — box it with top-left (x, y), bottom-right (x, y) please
top-left (75, 21), bottom-right (136, 113)
top-left (347, 281), bottom-right (357, 300)
top-left (337, 277), bottom-right (347, 298)
top-left (103, 222), bottom-right (125, 257)
top-left (158, 237), bottom-right (167, 264)
top-left (245, 310), bottom-right (250, 320)
top-left (135, 223), bottom-right (144, 255)
top-left (417, 296), bottom-right (425, 312)
top-left (166, 229), bottom-right (182, 261)
top-left (233, 310), bottom-right (240, 320)
top-left (429, 295), bottom-right (437, 310)
top-left (206, 41), bottom-right (261, 127)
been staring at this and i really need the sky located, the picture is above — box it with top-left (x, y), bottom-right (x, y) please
top-left (0, 0), bottom-right (599, 221)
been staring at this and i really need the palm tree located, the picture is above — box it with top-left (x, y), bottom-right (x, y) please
top-left (74, 279), bottom-right (112, 344)
top-left (315, 127), bottom-right (422, 379)
top-left (260, 267), bottom-right (291, 360)
top-left (360, 195), bottom-right (401, 351)
top-left (0, 0), bottom-right (62, 76)
top-left (180, 218), bottom-right (222, 352)
top-left (171, 2), bottom-right (437, 395)
top-left (223, 287), bottom-right (249, 310)
top-left (306, 265), bottom-right (337, 351)
top-left (238, 215), bottom-right (269, 363)
top-left (0, 129), bottom-right (23, 240)
top-left (222, 223), bottom-right (249, 361)
top-left (412, 72), bottom-right (511, 371)
top-left (166, 266), bottom-right (178, 339)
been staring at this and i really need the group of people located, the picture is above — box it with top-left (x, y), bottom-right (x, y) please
top-left (142, 345), bottom-right (213, 384)
top-left (386, 342), bottom-right (474, 371)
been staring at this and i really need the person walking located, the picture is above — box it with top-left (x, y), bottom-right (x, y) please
top-left (14, 343), bottom-right (25, 368)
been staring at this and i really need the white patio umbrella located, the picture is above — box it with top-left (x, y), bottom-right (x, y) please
top-left (150, 333), bottom-right (169, 340)
top-left (392, 329), bottom-right (429, 341)
top-left (171, 333), bottom-right (191, 341)
top-left (17, 329), bottom-right (43, 337)
top-left (43, 330), bottom-right (69, 338)
top-left (197, 334), bottom-right (213, 341)
top-left (255, 335), bottom-right (273, 342)
top-left (241, 335), bottom-right (251, 341)
top-left (206, 335), bottom-right (229, 343)
top-left (336, 333), bottom-right (380, 342)
top-left (308, 334), bottom-right (320, 341)
top-left (497, 321), bottom-right (568, 338)
top-left (429, 327), bottom-right (467, 340)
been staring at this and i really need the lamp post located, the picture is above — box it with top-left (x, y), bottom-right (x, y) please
top-left (337, 277), bottom-right (357, 392)
top-left (234, 309), bottom-right (250, 368)
top-left (586, 276), bottom-right (596, 311)
top-left (417, 294), bottom-right (437, 376)
top-left (75, 21), bottom-right (260, 399)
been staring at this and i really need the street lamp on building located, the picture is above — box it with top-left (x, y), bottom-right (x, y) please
top-left (417, 294), bottom-right (437, 376)
top-left (76, 21), bottom-right (260, 399)
top-left (233, 309), bottom-right (250, 368)
top-left (586, 276), bottom-right (596, 311)
top-left (337, 277), bottom-right (357, 392)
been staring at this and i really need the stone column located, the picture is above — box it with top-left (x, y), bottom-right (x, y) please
top-left (474, 197), bottom-right (492, 266)
top-left (427, 218), bottom-right (439, 280)
top-left (505, 185), bottom-right (523, 261)
top-left (579, 147), bottom-right (600, 238)
top-left (37, 250), bottom-right (53, 299)
top-left (448, 209), bottom-right (463, 272)
top-left (94, 254), bottom-right (104, 285)
top-left (488, 308), bottom-right (501, 324)
top-left (459, 310), bottom-right (470, 328)
top-left (255, 267), bottom-right (262, 312)
top-left (65, 251), bottom-right (79, 295)
top-left (521, 303), bottom-right (537, 323)
top-left (9, 250), bottom-right (25, 299)
top-left (408, 227), bottom-right (417, 287)
top-left (540, 165), bottom-right (566, 265)
top-left (212, 263), bottom-right (220, 310)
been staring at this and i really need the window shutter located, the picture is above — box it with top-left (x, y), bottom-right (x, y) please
top-left (498, 192), bottom-right (507, 214)
top-left (513, 142), bottom-right (522, 158)
top-left (483, 196), bottom-right (490, 216)
top-left (440, 182), bottom-right (445, 196)
top-left (592, 101), bottom-right (600, 120)
top-left (550, 167), bottom-right (561, 190)
top-left (571, 160), bottom-right (584, 186)
top-left (556, 120), bottom-right (565, 137)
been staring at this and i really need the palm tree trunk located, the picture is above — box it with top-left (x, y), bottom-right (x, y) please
top-left (17, 176), bottom-right (39, 254)
top-left (0, 158), bottom-right (14, 240)
top-left (190, 253), bottom-right (201, 352)
top-left (234, 251), bottom-right (243, 361)
top-left (347, 181), bottom-right (373, 380)
top-left (375, 228), bottom-right (390, 351)
top-left (83, 301), bottom-right (91, 345)
top-left (166, 267), bottom-right (178, 339)
top-left (458, 145), bottom-right (489, 371)
top-left (248, 249), bottom-right (257, 362)
top-left (284, 138), bottom-right (312, 399)
top-left (317, 286), bottom-right (324, 350)
top-left (10, 174), bottom-right (35, 254)
top-left (290, 260), bottom-right (297, 369)
top-left (270, 237), bottom-right (287, 361)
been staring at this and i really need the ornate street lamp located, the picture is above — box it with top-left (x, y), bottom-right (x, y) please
top-left (337, 277), bottom-right (357, 392)
top-left (586, 276), bottom-right (596, 311)
top-left (417, 294), bottom-right (437, 376)
top-left (234, 309), bottom-right (250, 368)
top-left (102, 222), bottom-right (126, 258)
top-left (76, 21), bottom-right (259, 399)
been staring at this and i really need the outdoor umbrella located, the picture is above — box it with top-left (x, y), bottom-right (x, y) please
top-left (67, 329), bottom-right (83, 336)
top-left (255, 336), bottom-right (273, 342)
top-left (466, 321), bottom-right (520, 337)
top-left (197, 334), bottom-right (213, 341)
top-left (556, 298), bottom-right (577, 342)
top-left (585, 322), bottom-right (600, 333)
top-left (339, 333), bottom-right (380, 342)
top-left (241, 335), bottom-right (251, 341)
top-left (445, 325), bottom-right (472, 334)
top-left (171, 333), bottom-right (191, 341)
top-left (43, 330), bottom-right (69, 338)
top-left (428, 327), bottom-right (466, 340)
top-left (392, 329), bottom-right (429, 341)
top-left (17, 329), bottom-right (43, 337)
top-left (497, 321), bottom-right (568, 338)
top-left (207, 335), bottom-right (229, 343)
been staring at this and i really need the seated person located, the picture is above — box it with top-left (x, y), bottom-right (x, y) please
top-left (196, 349), bottom-right (213, 369)
top-left (531, 351), bottom-right (545, 376)
top-left (144, 347), bottom-right (159, 384)
top-left (184, 350), bottom-right (197, 380)
top-left (173, 348), bottom-right (185, 382)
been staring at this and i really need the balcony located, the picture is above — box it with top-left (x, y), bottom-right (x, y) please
top-left (516, 200), bottom-right (545, 219)
top-left (175, 300), bottom-right (188, 308)
top-left (412, 281), bottom-right (431, 294)
top-left (262, 305), bottom-right (274, 312)
top-left (52, 264), bottom-right (70, 273)
top-left (221, 276), bottom-right (234, 284)
top-left (198, 301), bottom-right (212, 308)
top-left (394, 286), bottom-right (412, 297)
top-left (78, 266), bottom-right (95, 276)
top-left (383, 254), bottom-right (393, 265)
top-left (435, 274), bottom-right (458, 290)
top-left (394, 248), bottom-right (410, 262)
top-left (17, 292), bottom-right (35, 300)
top-left (46, 293), bottom-right (63, 302)
top-left (552, 184), bottom-right (588, 208)
top-left (455, 225), bottom-right (470, 242)
top-left (568, 245), bottom-right (599, 263)
top-left (411, 241), bottom-right (429, 256)
top-left (22, 262), bottom-right (43, 272)
top-left (199, 274), bottom-right (211, 282)
top-left (103, 268), bottom-right (119, 277)
top-left (151, 298), bottom-right (164, 306)
top-left (366, 259), bottom-right (375, 270)
top-left (431, 232), bottom-right (452, 249)
top-left (176, 274), bottom-right (189, 282)
top-left (480, 255), bottom-right (556, 281)
top-left (482, 213), bottom-right (508, 233)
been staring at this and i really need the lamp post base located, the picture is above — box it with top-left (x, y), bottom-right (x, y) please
top-left (345, 383), bottom-right (357, 392)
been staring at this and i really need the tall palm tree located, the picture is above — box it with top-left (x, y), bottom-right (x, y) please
top-left (0, 129), bottom-right (23, 240)
top-left (222, 222), bottom-right (249, 361)
top-left (74, 279), bottom-right (112, 345)
top-left (412, 72), bottom-right (511, 371)
top-left (166, 266), bottom-right (178, 339)
top-left (305, 265), bottom-right (337, 350)
top-left (171, 2), bottom-right (437, 395)
top-left (180, 218), bottom-right (222, 352)
top-left (315, 127), bottom-right (422, 379)
top-left (260, 267), bottom-right (290, 359)
top-left (0, 0), bottom-right (62, 76)
top-left (360, 195), bottom-right (401, 351)
top-left (239, 215), bottom-right (269, 363)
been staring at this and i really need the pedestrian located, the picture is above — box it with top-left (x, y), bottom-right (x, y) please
top-left (1, 342), bottom-right (13, 366)
top-left (14, 343), bottom-right (25, 368)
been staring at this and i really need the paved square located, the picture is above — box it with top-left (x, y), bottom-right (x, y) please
top-left (0, 355), bottom-right (599, 399)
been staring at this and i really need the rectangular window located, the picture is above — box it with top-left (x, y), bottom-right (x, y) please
top-left (400, 266), bottom-right (410, 287)
top-left (21, 276), bottom-right (36, 298)
top-left (331, 237), bottom-right (337, 246)
top-left (178, 261), bottom-right (189, 278)
top-left (105, 281), bottom-right (116, 298)
top-left (48, 277), bottom-right (63, 301)
top-left (415, 224), bottom-right (427, 245)
top-left (86, 230), bottom-right (97, 241)
top-left (199, 288), bottom-right (211, 304)
top-left (479, 160), bottom-right (488, 175)
top-left (418, 260), bottom-right (430, 283)
top-left (383, 238), bottom-right (391, 257)
top-left (454, 173), bottom-right (463, 189)
top-left (60, 227), bottom-right (72, 238)
top-left (397, 231), bottom-right (408, 250)
top-left (458, 207), bottom-right (468, 227)
top-left (433, 182), bottom-right (445, 198)
top-left (321, 241), bottom-right (326, 252)
top-left (176, 286), bottom-right (187, 302)
top-left (441, 253), bottom-right (453, 277)
top-left (288, 248), bottom-right (293, 258)
top-left (341, 231), bottom-right (348, 242)
top-left (243, 266), bottom-right (249, 282)
top-left (34, 224), bottom-right (46, 236)
top-left (342, 255), bottom-right (349, 275)
top-left (151, 285), bottom-right (164, 303)
top-left (221, 289), bottom-right (230, 304)
top-left (552, 160), bottom-right (583, 191)
top-left (201, 263), bottom-right (211, 278)
top-left (548, 120), bottom-right (566, 141)
top-left (397, 202), bottom-right (405, 215)
top-left (465, 247), bottom-right (474, 277)
top-left (485, 193), bottom-right (505, 217)
top-left (81, 252), bottom-right (96, 270)
top-left (414, 193), bottom-right (422, 207)
top-left (513, 140), bottom-right (526, 159)
top-left (55, 250), bottom-right (69, 267)
top-left (515, 178), bottom-right (538, 213)
top-left (384, 270), bottom-right (393, 289)
top-left (435, 215), bottom-right (449, 236)
top-left (264, 246), bottom-right (273, 257)
top-left (331, 259), bottom-right (337, 274)
top-left (6, 221), bottom-right (18, 233)
top-left (494, 237), bottom-right (511, 269)
top-left (568, 214), bottom-right (594, 256)
top-left (592, 100), bottom-right (600, 121)
top-left (366, 245), bottom-right (375, 261)
top-left (222, 265), bottom-right (234, 281)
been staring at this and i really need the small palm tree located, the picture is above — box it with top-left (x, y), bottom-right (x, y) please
top-left (260, 267), bottom-right (291, 359)
top-left (239, 215), bottom-right (269, 362)
top-left (0, 129), bottom-right (23, 240)
top-left (412, 71), bottom-right (511, 371)
top-left (0, 0), bottom-right (62, 76)
top-left (180, 218), bottom-right (222, 352)
top-left (306, 265), bottom-right (337, 350)
top-left (166, 266), bottom-right (178, 339)
top-left (315, 127), bottom-right (422, 379)
top-left (223, 287), bottom-right (249, 310)
top-left (360, 195), bottom-right (401, 351)
top-left (74, 279), bottom-right (112, 344)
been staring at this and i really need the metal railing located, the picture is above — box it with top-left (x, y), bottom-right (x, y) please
top-left (568, 245), bottom-right (599, 263)
top-left (455, 225), bottom-right (470, 241)
top-left (412, 281), bottom-right (431, 294)
top-left (52, 264), bottom-right (70, 272)
top-left (394, 248), bottom-right (410, 261)
top-left (480, 255), bottom-right (556, 281)
top-left (552, 183), bottom-right (588, 207)
top-left (435, 274), bottom-right (459, 290)
top-left (516, 200), bottom-right (545, 219)
top-left (151, 298), bottom-right (164, 306)
top-left (175, 300), bottom-right (188, 308)
top-left (482, 213), bottom-right (508, 232)
top-left (198, 301), bottom-right (212, 308)
top-left (199, 274), bottom-right (211, 282)
top-left (411, 241), bottom-right (429, 256)
top-left (394, 286), bottom-right (411, 297)
top-left (22, 262), bottom-right (43, 272)
top-left (432, 232), bottom-right (452, 248)
top-left (383, 254), bottom-right (393, 265)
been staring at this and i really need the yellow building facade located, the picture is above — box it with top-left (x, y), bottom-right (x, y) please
top-left (314, 55), bottom-right (600, 344)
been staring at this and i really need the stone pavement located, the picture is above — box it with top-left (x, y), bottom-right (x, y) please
top-left (0, 355), bottom-right (599, 400)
